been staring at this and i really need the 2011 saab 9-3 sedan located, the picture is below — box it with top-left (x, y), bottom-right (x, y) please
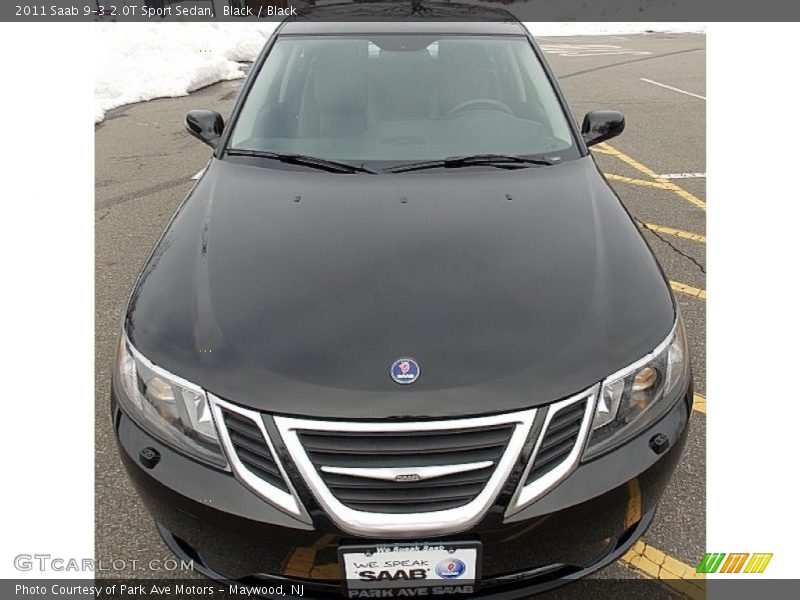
top-left (111, 10), bottom-right (693, 599)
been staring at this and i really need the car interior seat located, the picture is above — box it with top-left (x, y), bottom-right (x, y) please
top-left (297, 41), bottom-right (377, 138)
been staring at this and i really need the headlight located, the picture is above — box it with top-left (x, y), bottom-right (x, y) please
top-left (113, 334), bottom-right (227, 468)
top-left (586, 311), bottom-right (690, 458)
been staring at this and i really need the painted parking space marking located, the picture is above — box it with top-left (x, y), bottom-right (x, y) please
top-left (658, 173), bottom-right (706, 180)
top-left (282, 534), bottom-right (335, 578)
top-left (598, 143), bottom-right (707, 211)
top-left (670, 281), bottom-right (706, 300)
top-left (640, 223), bottom-right (706, 244)
top-left (624, 479), bottom-right (643, 529)
top-left (540, 44), bottom-right (652, 58)
top-left (640, 78), bottom-right (706, 101)
top-left (620, 540), bottom-right (706, 600)
top-left (621, 479), bottom-right (704, 597)
top-left (605, 173), bottom-right (671, 190)
top-left (693, 393), bottom-right (706, 414)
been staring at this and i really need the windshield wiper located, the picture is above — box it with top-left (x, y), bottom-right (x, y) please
top-left (387, 154), bottom-right (555, 174)
top-left (227, 149), bottom-right (376, 174)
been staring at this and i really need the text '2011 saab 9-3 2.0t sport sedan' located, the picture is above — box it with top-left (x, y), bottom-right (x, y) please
top-left (111, 8), bottom-right (693, 599)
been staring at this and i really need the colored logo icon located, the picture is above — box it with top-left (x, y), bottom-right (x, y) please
top-left (435, 558), bottom-right (466, 579)
top-left (390, 358), bottom-right (420, 385)
top-left (696, 552), bottom-right (772, 574)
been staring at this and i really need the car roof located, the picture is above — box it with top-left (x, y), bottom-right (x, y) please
top-left (278, 1), bottom-right (528, 36)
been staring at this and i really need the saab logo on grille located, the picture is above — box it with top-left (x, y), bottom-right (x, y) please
top-left (390, 358), bottom-right (420, 385)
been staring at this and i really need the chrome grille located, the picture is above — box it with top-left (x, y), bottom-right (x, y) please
top-left (211, 389), bottom-right (597, 532)
top-left (297, 425), bottom-right (514, 513)
top-left (222, 408), bottom-right (290, 493)
top-left (275, 410), bottom-right (537, 537)
top-left (209, 395), bottom-right (310, 523)
top-left (524, 399), bottom-right (588, 485)
top-left (506, 386), bottom-right (597, 517)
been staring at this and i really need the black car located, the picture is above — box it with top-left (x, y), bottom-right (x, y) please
top-left (111, 8), bottom-right (693, 598)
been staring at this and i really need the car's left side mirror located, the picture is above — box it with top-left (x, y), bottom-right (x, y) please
top-left (185, 110), bottom-right (224, 148)
top-left (581, 110), bottom-right (625, 147)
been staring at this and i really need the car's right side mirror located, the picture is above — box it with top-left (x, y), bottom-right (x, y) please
top-left (185, 110), bottom-right (225, 148)
top-left (581, 111), bottom-right (625, 147)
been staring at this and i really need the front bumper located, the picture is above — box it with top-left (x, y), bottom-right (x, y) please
top-left (112, 388), bottom-right (692, 598)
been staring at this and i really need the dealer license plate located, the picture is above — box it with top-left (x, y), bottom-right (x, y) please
top-left (339, 541), bottom-right (481, 598)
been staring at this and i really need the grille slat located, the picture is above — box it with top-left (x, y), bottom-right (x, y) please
top-left (547, 406), bottom-right (585, 433)
top-left (538, 421), bottom-right (581, 453)
top-left (222, 408), bottom-right (290, 494)
top-left (236, 446), bottom-right (283, 477)
top-left (322, 467), bottom-right (494, 490)
top-left (224, 411), bottom-right (262, 435)
top-left (344, 497), bottom-right (476, 514)
top-left (229, 430), bottom-right (274, 459)
top-left (299, 426), bottom-right (513, 454)
top-left (243, 464), bottom-right (288, 491)
top-left (332, 482), bottom-right (484, 504)
top-left (298, 425), bottom-right (515, 514)
top-left (530, 437), bottom-right (576, 473)
top-left (525, 400), bottom-right (587, 485)
top-left (306, 444), bottom-right (507, 468)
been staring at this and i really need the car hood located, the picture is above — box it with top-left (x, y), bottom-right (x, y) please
top-left (126, 156), bottom-right (674, 419)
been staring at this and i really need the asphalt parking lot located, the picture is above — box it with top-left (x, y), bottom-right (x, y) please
top-left (95, 32), bottom-right (706, 598)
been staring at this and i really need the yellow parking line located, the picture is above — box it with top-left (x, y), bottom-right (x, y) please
top-left (605, 173), bottom-right (671, 190)
top-left (621, 541), bottom-right (706, 600)
top-left (311, 562), bottom-right (342, 579)
top-left (670, 281), bottom-right (706, 300)
top-left (596, 143), bottom-right (664, 178)
top-left (621, 481), bottom-right (706, 599)
top-left (624, 479), bottom-right (643, 529)
top-left (641, 223), bottom-right (706, 244)
top-left (282, 534), bottom-right (335, 578)
top-left (693, 393), bottom-right (706, 414)
top-left (597, 143), bottom-right (707, 211)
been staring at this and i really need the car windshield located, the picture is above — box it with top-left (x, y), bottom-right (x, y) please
top-left (229, 35), bottom-right (579, 168)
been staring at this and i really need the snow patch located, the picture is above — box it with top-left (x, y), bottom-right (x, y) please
top-left (523, 22), bottom-right (706, 37)
top-left (95, 23), bottom-right (277, 123)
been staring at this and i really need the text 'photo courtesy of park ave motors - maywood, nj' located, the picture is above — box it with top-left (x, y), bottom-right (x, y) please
top-left (14, 583), bottom-right (305, 597)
